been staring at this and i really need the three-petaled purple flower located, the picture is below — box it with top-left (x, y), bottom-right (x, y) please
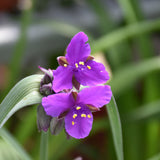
top-left (52, 32), bottom-right (110, 92)
top-left (40, 31), bottom-right (112, 139)
top-left (42, 85), bottom-right (112, 139)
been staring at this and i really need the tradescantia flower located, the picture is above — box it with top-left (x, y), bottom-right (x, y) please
top-left (42, 85), bottom-right (112, 139)
top-left (52, 32), bottom-right (110, 92)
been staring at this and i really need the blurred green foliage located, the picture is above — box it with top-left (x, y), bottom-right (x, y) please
top-left (0, 0), bottom-right (160, 160)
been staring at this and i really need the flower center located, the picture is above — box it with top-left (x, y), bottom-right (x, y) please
top-left (73, 61), bottom-right (91, 72)
top-left (71, 105), bottom-right (92, 126)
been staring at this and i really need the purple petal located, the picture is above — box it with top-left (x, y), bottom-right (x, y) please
top-left (78, 86), bottom-right (112, 108)
top-left (52, 66), bottom-right (73, 92)
top-left (66, 32), bottom-right (91, 64)
top-left (65, 104), bottom-right (93, 139)
top-left (74, 60), bottom-right (110, 86)
top-left (42, 93), bottom-right (74, 117)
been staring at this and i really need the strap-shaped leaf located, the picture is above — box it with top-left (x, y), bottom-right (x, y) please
top-left (0, 128), bottom-right (31, 160)
top-left (91, 19), bottom-right (160, 53)
top-left (0, 74), bottom-right (43, 128)
top-left (107, 95), bottom-right (124, 160)
top-left (110, 57), bottom-right (160, 95)
top-left (125, 100), bottom-right (160, 122)
top-left (148, 153), bottom-right (160, 160)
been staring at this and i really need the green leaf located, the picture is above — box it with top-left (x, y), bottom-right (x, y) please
top-left (117, 0), bottom-right (137, 23)
top-left (110, 57), bottom-right (160, 95)
top-left (15, 107), bottom-right (37, 144)
top-left (46, 21), bottom-right (82, 37)
top-left (0, 139), bottom-right (19, 160)
top-left (0, 74), bottom-right (43, 128)
top-left (91, 19), bottom-right (160, 53)
top-left (0, 128), bottom-right (31, 160)
top-left (9, 5), bottom-right (32, 88)
top-left (124, 100), bottom-right (160, 122)
top-left (147, 153), bottom-right (160, 160)
top-left (107, 95), bottom-right (124, 160)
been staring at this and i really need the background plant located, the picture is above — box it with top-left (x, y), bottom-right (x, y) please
top-left (0, 0), bottom-right (160, 160)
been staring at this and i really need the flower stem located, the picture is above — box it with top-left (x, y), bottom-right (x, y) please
top-left (40, 131), bottom-right (48, 160)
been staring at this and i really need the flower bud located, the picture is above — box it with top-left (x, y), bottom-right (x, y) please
top-left (50, 117), bottom-right (64, 135)
top-left (37, 104), bottom-right (52, 132)
top-left (39, 66), bottom-right (55, 96)
top-left (40, 83), bottom-right (54, 96)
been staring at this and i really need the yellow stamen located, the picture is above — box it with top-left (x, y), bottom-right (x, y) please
top-left (76, 106), bottom-right (81, 110)
top-left (81, 114), bottom-right (86, 118)
top-left (75, 63), bottom-right (78, 68)
top-left (79, 61), bottom-right (84, 65)
top-left (87, 65), bottom-right (91, 70)
top-left (64, 64), bottom-right (67, 67)
top-left (87, 114), bottom-right (91, 118)
top-left (73, 114), bottom-right (77, 119)
top-left (72, 121), bottom-right (75, 125)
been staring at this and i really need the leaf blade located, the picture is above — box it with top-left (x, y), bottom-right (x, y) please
top-left (0, 74), bottom-right (43, 128)
top-left (148, 153), bottom-right (160, 160)
top-left (107, 95), bottom-right (124, 160)
top-left (110, 57), bottom-right (160, 95)
top-left (124, 100), bottom-right (160, 122)
top-left (0, 128), bottom-right (32, 160)
top-left (91, 19), bottom-right (160, 53)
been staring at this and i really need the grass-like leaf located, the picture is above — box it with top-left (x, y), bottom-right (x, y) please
top-left (147, 153), bottom-right (160, 160)
top-left (91, 19), bottom-right (160, 53)
top-left (0, 128), bottom-right (31, 160)
top-left (124, 100), bottom-right (160, 122)
top-left (0, 74), bottom-right (43, 128)
top-left (107, 95), bottom-right (124, 160)
top-left (110, 57), bottom-right (160, 95)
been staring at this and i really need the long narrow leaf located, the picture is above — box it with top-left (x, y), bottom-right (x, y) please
top-left (124, 100), bottom-right (160, 122)
top-left (0, 128), bottom-right (31, 160)
top-left (110, 57), bottom-right (160, 95)
top-left (148, 153), bottom-right (160, 160)
top-left (0, 74), bottom-right (43, 128)
top-left (107, 95), bottom-right (123, 160)
top-left (91, 19), bottom-right (160, 53)
top-left (15, 107), bottom-right (37, 144)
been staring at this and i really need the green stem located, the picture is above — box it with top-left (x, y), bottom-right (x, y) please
top-left (40, 131), bottom-right (48, 160)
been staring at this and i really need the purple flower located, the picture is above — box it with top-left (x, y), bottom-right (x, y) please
top-left (42, 85), bottom-right (112, 139)
top-left (52, 32), bottom-right (110, 92)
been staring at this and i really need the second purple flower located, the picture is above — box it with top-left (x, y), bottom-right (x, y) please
top-left (42, 85), bottom-right (112, 139)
